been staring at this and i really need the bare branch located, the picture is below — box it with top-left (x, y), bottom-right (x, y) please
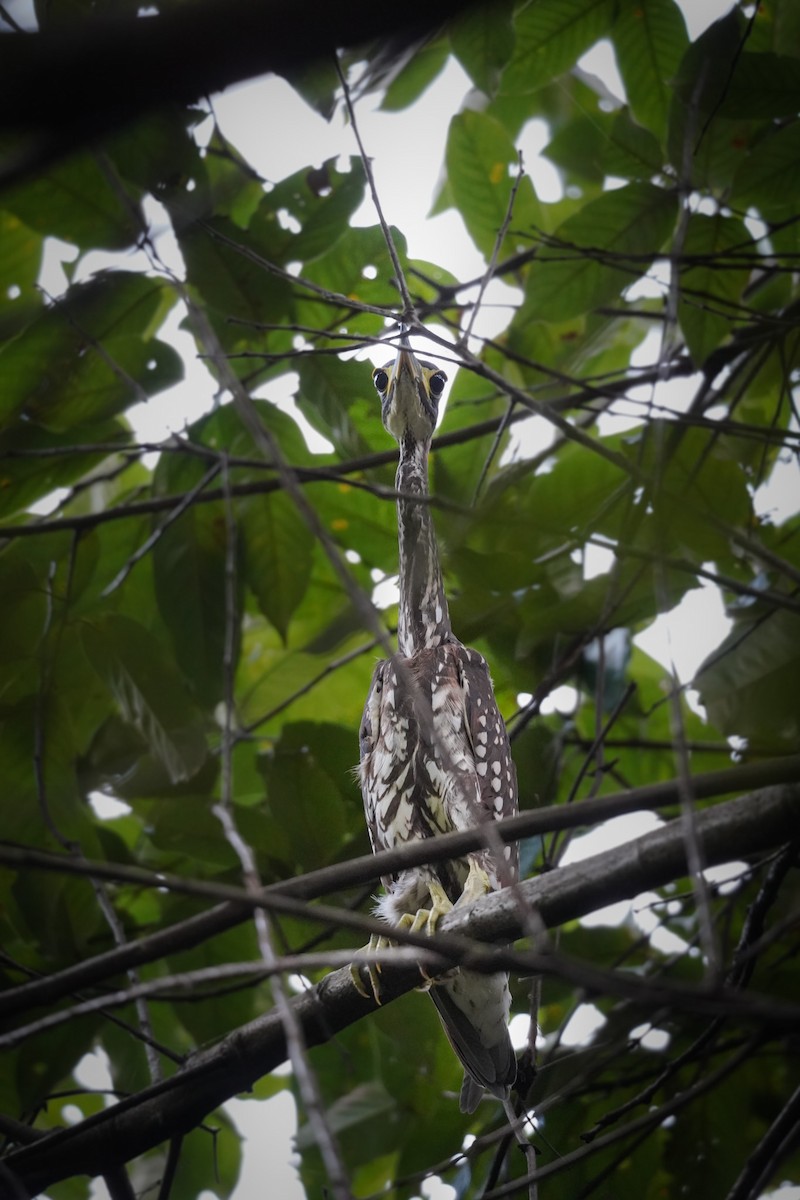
top-left (0, 754), bottom-right (798, 1022)
top-left (4, 780), bottom-right (799, 1193)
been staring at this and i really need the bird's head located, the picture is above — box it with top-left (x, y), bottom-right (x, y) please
top-left (372, 344), bottom-right (447, 444)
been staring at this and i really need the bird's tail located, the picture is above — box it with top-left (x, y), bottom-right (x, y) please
top-left (429, 968), bottom-right (516, 1114)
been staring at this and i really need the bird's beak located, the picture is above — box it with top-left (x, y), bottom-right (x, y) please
top-left (382, 346), bottom-right (437, 441)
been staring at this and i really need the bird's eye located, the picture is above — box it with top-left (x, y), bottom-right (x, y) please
top-left (373, 369), bottom-right (389, 395)
top-left (429, 372), bottom-right (447, 399)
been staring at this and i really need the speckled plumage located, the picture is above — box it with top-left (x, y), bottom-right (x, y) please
top-left (359, 341), bottom-right (518, 1111)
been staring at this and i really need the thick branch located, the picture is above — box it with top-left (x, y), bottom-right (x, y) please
top-left (4, 781), bottom-right (799, 1193)
top-left (1, 753), bottom-right (797, 1021)
top-left (0, 0), bottom-right (470, 178)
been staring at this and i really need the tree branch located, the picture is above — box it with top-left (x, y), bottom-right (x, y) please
top-left (1, 754), bottom-right (797, 1022)
top-left (4, 780), bottom-right (799, 1193)
top-left (0, 0), bottom-right (471, 179)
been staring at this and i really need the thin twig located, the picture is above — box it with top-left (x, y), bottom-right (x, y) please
top-left (336, 55), bottom-right (416, 320)
top-left (102, 462), bottom-right (221, 595)
top-left (460, 150), bottom-right (525, 351)
top-left (213, 458), bottom-right (352, 1198)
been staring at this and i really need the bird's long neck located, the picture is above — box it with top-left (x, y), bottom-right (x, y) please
top-left (396, 433), bottom-right (451, 657)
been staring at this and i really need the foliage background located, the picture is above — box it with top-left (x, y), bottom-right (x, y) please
top-left (0, 0), bottom-right (799, 1197)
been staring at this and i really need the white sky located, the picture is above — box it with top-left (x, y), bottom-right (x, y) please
top-left (35, 1), bottom-right (800, 1196)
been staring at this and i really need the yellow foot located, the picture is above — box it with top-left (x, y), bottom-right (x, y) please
top-left (396, 880), bottom-right (454, 938)
top-left (350, 933), bottom-right (394, 1004)
top-left (397, 881), bottom-right (454, 988)
top-left (455, 861), bottom-right (492, 909)
top-left (350, 881), bottom-right (456, 998)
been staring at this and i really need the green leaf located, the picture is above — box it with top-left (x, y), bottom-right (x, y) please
top-left (278, 58), bottom-right (340, 121)
top-left (732, 121), bottom-right (800, 220)
top-left (177, 215), bottom-right (294, 358)
top-left (501, 0), bottom-right (614, 94)
top-left (0, 271), bottom-right (179, 432)
top-left (0, 419), bottom-right (127, 519)
top-left (240, 491), bottom-right (315, 642)
top-left (716, 52), bottom-right (800, 119)
top-left (16, 1017), bottom-right (100, 1112)
top-left (677, 213), bottom-right (750, 366)
top-left (106, 107), bottom-right (202, 195)
top-left (611, 0), bottom-right (689, 141)
top-left (695, 609), bottom-right (800, 749)
top-left (380, 40), bottom-right (450, 111)
top-left (296, 1082), bottom-right (395, 1150)
top-left (260, 722), bottom-right (350, 871)
top-left (153, 503), bottom-right (238, 708)
top-left (670, 9), bottom-right (745, 114)
top-left (0, 210), bottom-right (43, 341)
top-left (299, 223), bottom-right (410, 331)
top-left (296, 354), bottom-right (383, 458)
top-left (170, 1112), bottom-right (242, 1200)
top-left (629, 424), bottom-right (753, 563)
top-left (450, 1), bottom-right (516, 97)
top-left (445, 109), bottom-right (541, 260)
top-left (252, 157), bottom-right (366, 264)
top-left (81, 614), bottom-right (208, 783)
top-left (0, 558), bottom-right (47, 705)
top-left (544, 108), bottom-right (663, 183)
top-left (522, 181), bottom-right (677, 321)
top-left (1, 151), bottom-right (143, 251)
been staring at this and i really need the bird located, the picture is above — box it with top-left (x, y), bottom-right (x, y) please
top-left (356, 333), bottom-right (519, 1113)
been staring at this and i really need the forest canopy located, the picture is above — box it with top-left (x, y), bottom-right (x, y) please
top-left (0, 1), bottom-right (799, 1198)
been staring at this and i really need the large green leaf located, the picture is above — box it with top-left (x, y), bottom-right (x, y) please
top-left (251, 156), bottom-right (366, 265)
top-left (450, 1), bottom-right (516, 97)
top-left (677, 213), bottom-right (750, 366)
top-left (0, 210), bottom-right (43, 342)
top-left (445, 109), bottom-right (541, 261)
top-left (695, 609), bottom-right (800, 749)
top-left (731, 120), bottom-right (800, 220)
top-left (611, 0), bottom-right (689, 141)
top-left (715, 52), bottom-right (800, 119)
top-left (296, 354), bottom-right (385, 458)
top-left (153, 502), bottom-right (238, 708)
top-left (544, 108), bottom-right (663, 184)
top-left (501, 0), bottom-right (614, 94)
top-left (0, 558), bottom-right (47, 705)
top-left (0, 419), bottom-right (128, 519)
top-left (240, 491), bottom-right (315, 642)
top-left (259, 722), bottom-right (351, 871)
top-left (522, 181), bottom-right (677, 321)
top-left (0, 271), bottom-right (180, 432)
top-left (380, 40), bottom-right (450, 111)
top-left (82, 614), bottom-right (208, 783)
top-left (177, 215), bottom-right (294, 374)
top-left (1, 152), bottom-right (143, 251)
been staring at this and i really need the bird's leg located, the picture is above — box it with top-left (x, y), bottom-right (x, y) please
top-left (418, 879), bottom-right (454, 935)
top-left (350, 881), bottom-right (455, 1002)
top-left (455, 858), bottom-right (492, 909)
top-left (409, 880), bottom-right (454, 986)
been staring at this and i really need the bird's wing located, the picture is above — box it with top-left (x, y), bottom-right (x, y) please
top-left (453, 644), bottom-right (519, 882)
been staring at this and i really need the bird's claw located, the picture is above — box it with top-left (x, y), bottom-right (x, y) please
top-left (350, 880), bottom-right (457, 999)
top-left (350, 933), bottom-right (394, 1004)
